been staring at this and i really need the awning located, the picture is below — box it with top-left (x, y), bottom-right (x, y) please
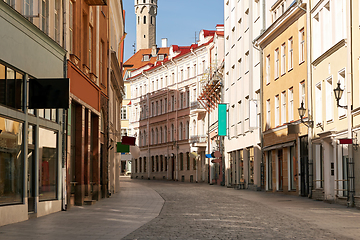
top-left (263, 141), bottom-right (295, 151)
top-left (205, 154), bottom-right (213, 158)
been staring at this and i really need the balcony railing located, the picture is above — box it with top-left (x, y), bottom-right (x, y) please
top-left (190, 101), bottom-right (205, 111)
top-left (190, 135), bottom-right (207, 143)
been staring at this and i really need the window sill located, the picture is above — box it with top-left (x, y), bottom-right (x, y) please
top-left (288, 68), bottom-right (293, 72)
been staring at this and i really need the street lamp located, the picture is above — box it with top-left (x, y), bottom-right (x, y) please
top-left (333, 82), bottom-right (347, 109)
top-left (298, 101), bottom-right (313, 128)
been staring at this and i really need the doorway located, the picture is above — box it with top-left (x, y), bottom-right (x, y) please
top-left (278, 149), bottom-right (283, 190)
top-left (28, 125), bottom-right (35, 213)
top-left (300, 135), bottom-right (309, 197)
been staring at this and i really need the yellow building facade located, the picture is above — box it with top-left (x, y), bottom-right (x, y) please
top-left (256, 3), bottom-right (308, 195)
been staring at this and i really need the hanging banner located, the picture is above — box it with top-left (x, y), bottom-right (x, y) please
top-left (218, 103), bottom-right (227, 136)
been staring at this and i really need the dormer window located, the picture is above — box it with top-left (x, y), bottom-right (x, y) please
top-left (143, 55), bottom-right (150, 61)
top-left (157, 54), bottom-right (164, 61)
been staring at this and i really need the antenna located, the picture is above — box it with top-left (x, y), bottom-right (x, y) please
top-left (194, 31), bottom-right (197, 44)
top-left (132, 42), bottom-right (136, 54)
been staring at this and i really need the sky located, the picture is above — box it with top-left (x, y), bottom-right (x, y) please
top-left (123, 0), bottom-right (224, 62)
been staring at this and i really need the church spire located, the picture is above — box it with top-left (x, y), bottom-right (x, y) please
top-left (134, 0), bottom-right (157, 52)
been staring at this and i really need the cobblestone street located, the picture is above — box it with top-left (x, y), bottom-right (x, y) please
top-left (1, 177), bottom-right (360, 240)
top-left (123, 179), bottom-right (360, 240)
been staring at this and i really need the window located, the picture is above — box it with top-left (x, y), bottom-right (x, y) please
top-left (266, 99), bottom-right (271, 130)
top-left (171, 124), bottom-right (175, 141)
top-left (171, 95), bottom-right (175, 111)
top-left (179, 122), bottom-right (183, 140)
top-left (299, 81), bottom-right (306, 108)
top-left (299, 28), bottom-right (305, 63)
top-left (0, 118), bottom-right (24, 205)
top-left (281, 43), bottom-right (286, 75)
top-left (281, 91), bottom-right (286, 124)
top-left (180, 69), bottom-right (184, 81)
top-left (160, 99), bottom-right (162, 114)
top-left (275, 95), bottom-right (279, 126)
top-left (288, 37), bottom-right (293, 70)
top-left (338, 70), bottom-right (346, 117)
top-left (143, 55), bottom-right (150, 61)
top-left (288, 88), bottom-right (294, 121)
top-left (164, 98), bottom-right (167, 112)
top-left (266, 55), bottom-right (270, 84)
top-left (158, 54), bottom-right (164, 61)
top-left (180, 92), bottom-right (184, 109)
top-left (0, 64), bottom-right (23, 110)
top-left (187, 152), bottom-right (190, 170)
top-left (192, 120), bottom-right (196, 135)
top-left (39, 127), bottom-right (58, 201)
top-left (121, 129), bottom-right (127, 137)
top-left (180, 153), bottom-right (184, 171)
top-left (275, 48), bottom-right (279, 79)
top-left (185, 121), bottom-right (189, 139)
top-left (245, 51), bottom-right (250, 73)
top-left (160, 127), bottom-right (162, 143)
top-left (156, 101), bottom-right (158, 115)
top-left (143, 16), bottom-right (146, 24)
top-left (55, 0), bottom-right (60, 44)
top-left (69, 1), bottom-right (73, 53)
top-left (193, 64), bottom-right (197, 76)
top-left (315, 83), bottom-right (322, 125)
top-left (172, 72), bottom-right (175, 84)
top-left (121, 106), bottom-right (127, 119)
top-left (187, 66), bottom-right (190, 79)
top-left (100, 41), bottom-right (104, 84)
top-left (41, 0), bottom-right (48, 34)
top-left (202, 60), bottom-right (206, 73)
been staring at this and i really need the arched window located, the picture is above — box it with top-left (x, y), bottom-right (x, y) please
top-left (164, 126), bottom-right (167, 142)
top-left (186, 121), bottom-right (189, 139)
top-left (143, 0), bottom-right (145, 3)
top-left (179, 122), bottom-right (183, 140)
top-left (138, 16), bottom-right (140, 24)
top-left (144, 16), bottom-right (146, 24)
top-left (192, 120), bottom-right (196, 135)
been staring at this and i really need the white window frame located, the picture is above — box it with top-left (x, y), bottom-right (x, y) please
top-left (288, 37), bottom-right (293, 71)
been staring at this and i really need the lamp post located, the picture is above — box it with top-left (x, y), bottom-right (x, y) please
top-left (298, 101), bottom-right (313, 128)
top-left (333, 82), bottom-right (347, 109)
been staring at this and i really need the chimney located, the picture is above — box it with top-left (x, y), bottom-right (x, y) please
top-left (162, 38), bottom-right (168, 48)
top-left (151, 44), bottom-right (157, 57)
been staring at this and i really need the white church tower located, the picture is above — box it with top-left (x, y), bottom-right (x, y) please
top-left (135, 0), bottom-right (157, 51)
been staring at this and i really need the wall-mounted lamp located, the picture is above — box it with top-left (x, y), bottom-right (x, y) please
top-left (298, 101), bottom-right (313, 128)
top-left (333, 82), bottom-right (347, 109)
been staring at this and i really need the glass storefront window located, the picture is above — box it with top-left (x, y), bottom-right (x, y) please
top-left (0, 117), bottom-right (24, 205)
top-left (0, 63), bottom-right (23, 111)
top-left (39, 127), bottom-right (57, 201)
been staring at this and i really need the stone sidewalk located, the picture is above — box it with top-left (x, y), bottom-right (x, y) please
top-left (0, 177), bottom-right (164, 240)
top-left (1, 178), bottom-right (360, 239)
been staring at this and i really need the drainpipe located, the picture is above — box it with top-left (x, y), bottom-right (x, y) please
top-left (62, 0), bottom-right (68, 210)
top-left (303, 0), bottom-right (314, 199)
top-left (107, 8), bottom-right (111, 197)
top-left (297, 0), bottom-right (313, 198)
top-left (346, 0), bottom-right (354, 207)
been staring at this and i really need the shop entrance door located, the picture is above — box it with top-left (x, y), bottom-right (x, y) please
top-left (278, 149), bottom-right (283, 190)
top-left (27, 148), bottom-right (35, 213)
top-left (300, 135), bottom-right (309, 197)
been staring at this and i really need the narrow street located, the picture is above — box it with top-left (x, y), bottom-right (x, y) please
top-left (1, 177), bottom-right (360, 240)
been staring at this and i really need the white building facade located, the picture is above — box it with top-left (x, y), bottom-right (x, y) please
top-left (129, 28), bottom-right (224, 182)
